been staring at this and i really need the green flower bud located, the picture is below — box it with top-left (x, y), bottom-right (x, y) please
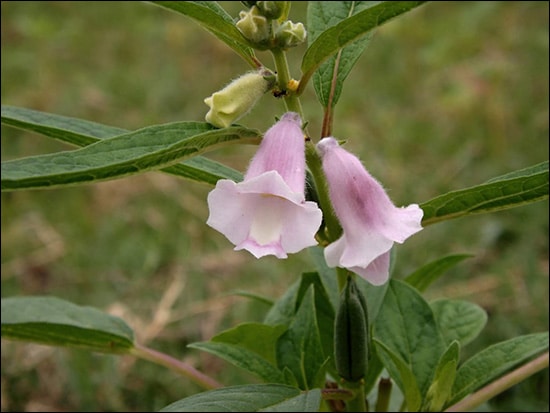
top-left (236, 6), bottom-right (270, 45)
top-left (334, 275), bottom-right (370, 382)
top-left (256, 1), bottom-right (290, 20)
top-left (275, 20), bottom-right (307, 49)
top-left (204, 69), bottom-right (276, 128)
top-left (240, 1), bottom-right (257, 8)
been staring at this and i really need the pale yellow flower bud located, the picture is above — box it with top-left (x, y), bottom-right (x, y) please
top-left (236, 6), bottom-right (270, 45)
top-left (275, 20), bottom-right (307, 49)
top-left (204, 69), bottom-right (276, 128)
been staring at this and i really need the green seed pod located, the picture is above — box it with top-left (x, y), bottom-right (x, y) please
top-left (334, 275), bottom-right (369, 382)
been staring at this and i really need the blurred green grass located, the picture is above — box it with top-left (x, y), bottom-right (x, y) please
top-left (1, 1), bottom-right (548, 411)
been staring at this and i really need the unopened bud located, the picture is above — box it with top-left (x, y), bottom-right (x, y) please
top-left (275, 20), bottom-right (307, 49)
top-left (256, 1), bottom-right (290, 20)
top-left (236, 6), bottom-right (270, 46)
top-left (204, 69), bottom-right (276, 128)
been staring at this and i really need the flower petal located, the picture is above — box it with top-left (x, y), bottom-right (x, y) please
top-left (245, 112), bottom-right (305, 194)
top-left (207, 171), bottom-right (321, 259)
top-left (317, 137), bottom-right (423, 284)
top-left (348, 252), bottom-right (391, 286)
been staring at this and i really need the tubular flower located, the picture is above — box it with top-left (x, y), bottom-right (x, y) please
top-left (317, 137), bottom-right (423, 285)
top-left (207, 112), bottom-right (322, 259)
top-left (204, 69), bottom-right (275, 128)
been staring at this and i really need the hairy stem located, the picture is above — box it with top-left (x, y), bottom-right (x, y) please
top-left (270, 48), bottom-right (304, 116)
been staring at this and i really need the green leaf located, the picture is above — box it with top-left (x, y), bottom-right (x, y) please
top-left (295, 272), bottom-right (335, 371)
top-left (210, 322), bottom-right (286, 365)
top-left (374, 338), bottom-right (422, 412)
top-left (265, 272), bottom-right (336, 379)
top-left (422, 341), bottom-right (460, 412)
top-left (404, 254), bottom-right (473, 292)
top-left (1, 105), bottom-right (245, 185)
top-left (188, 341), bottom-right (285, 384)
top-left (373, 280), bottom-right (445, 400)
top-left (159, 384), bottom-right (321, 412)
top-left (363, 348), bottom-right (386, 396)
top-left (264, 279), bottom-right (300, 327)
top-left (431, 299), bottom-right (487, 347)
top-left (276, 286), bottom-right (327, 390)
top-left (300, 1), bottom-right (426, 92)
top-left (188, 322), bottom-right (286, 383)
top-left (308, 246), bottom-right (339, 309)
top-left (226, 290), bottom-right (275, 307)
top-left (260, 388), bottom-right (321, 412)
top-left (169, 156), bottom-right (244, 184)
top-left (148, 1), bottom-right (257, 67)
top-left (1, 296), bottom-right (134, 354)
top-left (421, 161), bottom-right (549, 226)
top-left (448, 332), bottom-right (549, 406)
top-left (308, 1), bottom-right (375, 108)
top-left (1, 122), bottom-right (260, 191)
top-left (1, 104), bottom-right (126, 145)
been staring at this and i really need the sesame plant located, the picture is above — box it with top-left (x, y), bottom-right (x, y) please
top-left (1, 1), bottom-right (548, 412)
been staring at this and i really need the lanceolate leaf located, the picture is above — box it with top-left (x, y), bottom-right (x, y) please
top-left (1, 104), bottom-right (126, 146)
top-left (159, 384), bottom-right (321, 412)
top-left (207, 322), bottom-right (286, 365)
top-left (448, 332), bottom-right (549, 406)
top-left (1, 296), bottom-right (134, 354)
top-left (1, 122), bottom-right (260, 191)
top-left (374, 339), bottom-right (422, 412)
top-left (308, 1), bottom-right (375, 109)
top-left (149, 1), bottom-right (257, 67)
top-left (299, 1), bottom-right (426, 93)
top-left (420, 161), bottom-right (549, 225)
top-left (422, 341), bottom-right (460, 412)
top-left (187, 341), bottom-right (286, 384)
top-left (404, 254), bottom-right (473, 292)
top-left (1, 105), bottom-right (244, 185)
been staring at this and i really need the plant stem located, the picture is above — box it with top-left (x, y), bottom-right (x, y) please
top-left (444, 351), bottom-right (549, 412)
top-left (130, 342), bottom-right (222, 390)
top-left (305, 142), bottom-right (342, 242)
top-left (270, 48), bottom-right (303, 116)
top-left (375, 377), bottom-right (392, 412)
top-left (344, 382), bottom-right (367, 412)
top-left (321, 388), bottom-right (356, 401)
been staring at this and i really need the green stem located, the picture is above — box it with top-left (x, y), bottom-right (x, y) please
top-left (444, 351), bottom-right (549, 412)
top-left (343, 381), bottom-right (367, 412)
top-left (270, 48), bottom-right (303, 116)
top-left (130, 342), bottom-right (222, 390)
top-left (305, 142), bottom-right (342, 243)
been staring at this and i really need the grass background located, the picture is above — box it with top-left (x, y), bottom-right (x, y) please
top-left (1, 1), bottom-right (548, 411)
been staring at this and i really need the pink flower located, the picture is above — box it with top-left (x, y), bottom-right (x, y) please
top-left (207, 112), bottom-right (322, 258)
top-left (317, 137), bottom-right (423, 285)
